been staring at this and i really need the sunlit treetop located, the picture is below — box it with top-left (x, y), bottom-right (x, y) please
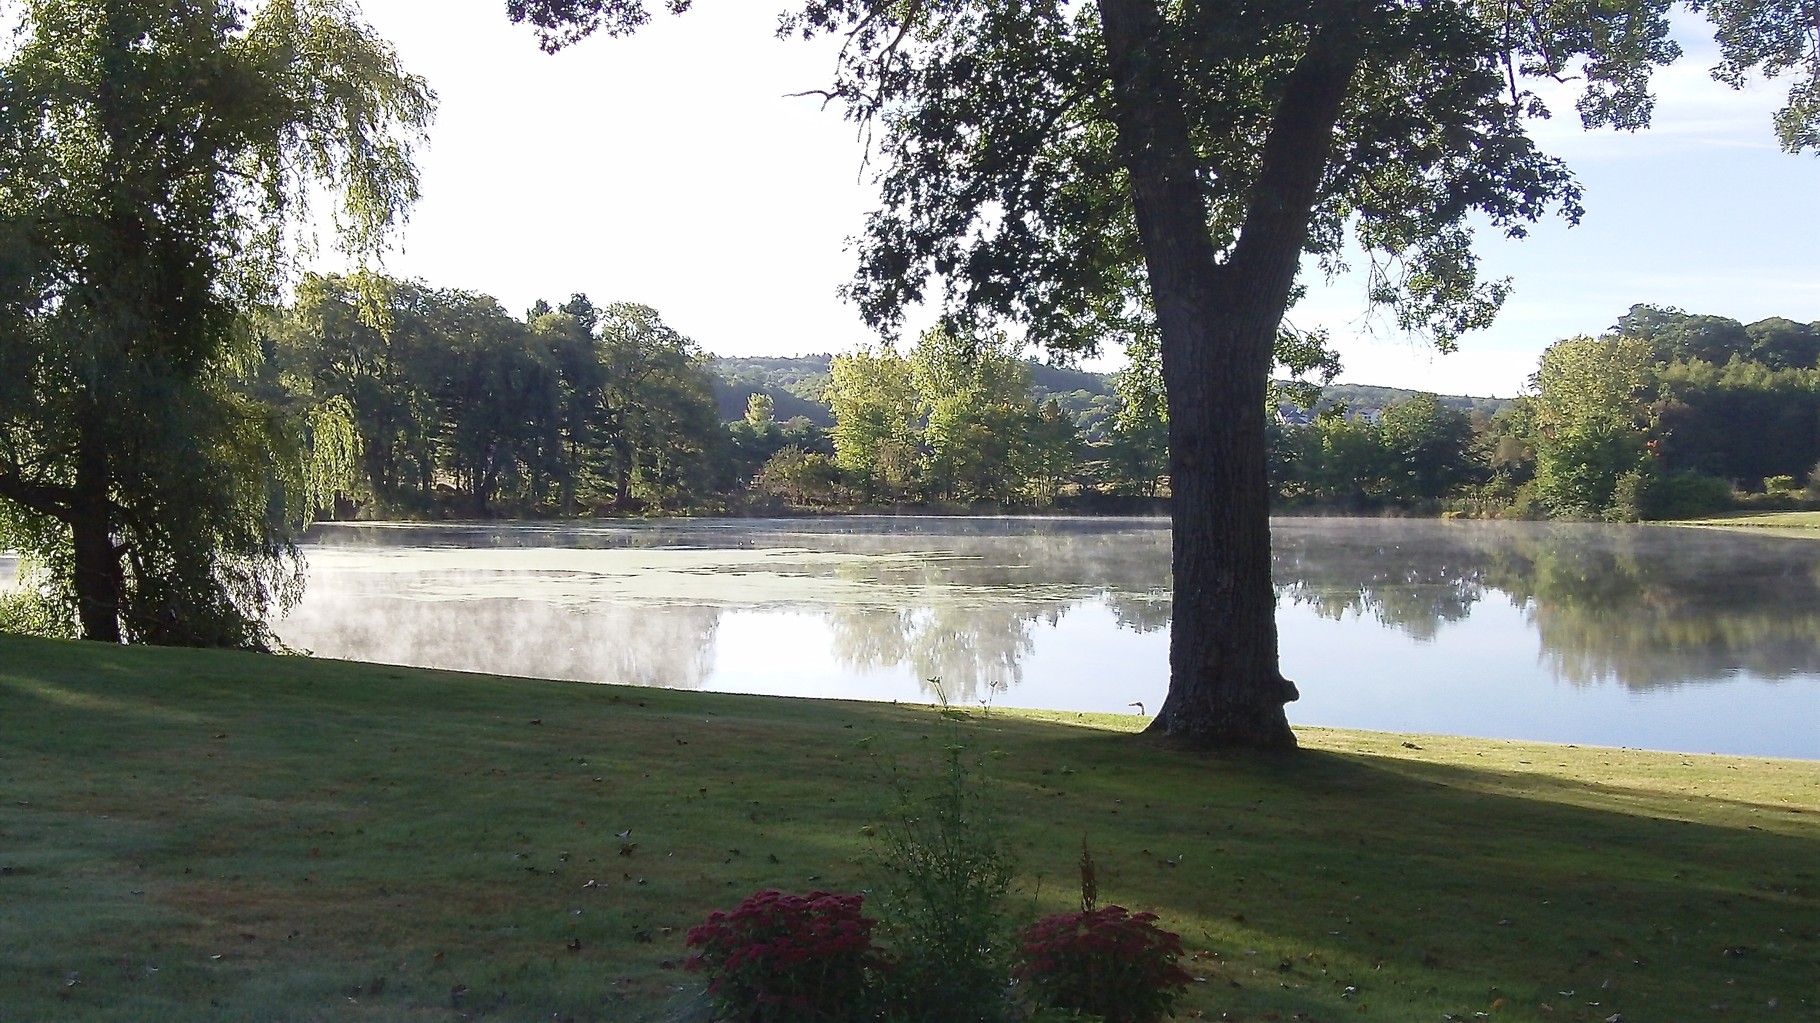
top-left (504, 0), bottom-right (694, 51)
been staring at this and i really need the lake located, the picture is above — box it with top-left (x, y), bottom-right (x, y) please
top-left (277, 517), bottom-right (1820, 759)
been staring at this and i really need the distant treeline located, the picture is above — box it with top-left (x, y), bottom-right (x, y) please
top-left (270, 280), bottom-right (1817, 520)
top-left (712, 354), bottom-right (1508, 445)
top-left (1464, 305), bottom-right (1819, 519)
top-left (1263, 305), bottom-right (1819, 518)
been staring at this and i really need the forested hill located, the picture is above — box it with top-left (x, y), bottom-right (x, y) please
top-left (711, 356), bottom-right (836, 426)
top-left (1321, 384), bottom-right (1510, 418)
top-left (708, 355), bottom-right (1510, 423)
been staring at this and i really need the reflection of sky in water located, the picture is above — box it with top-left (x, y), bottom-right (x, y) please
top-left (279, 518), bottom-right (1820, 759)
top-left (1279, 600), bottom-right (1819, 760)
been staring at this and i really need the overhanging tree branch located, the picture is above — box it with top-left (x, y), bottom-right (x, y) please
top-left (1227, 25), bottom-right (1362, 310)
top-left (0, 470), bottom-right (74, 519)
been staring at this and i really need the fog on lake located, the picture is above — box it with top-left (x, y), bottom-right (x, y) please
top-left (275, 517), bottom-right (1820, 759)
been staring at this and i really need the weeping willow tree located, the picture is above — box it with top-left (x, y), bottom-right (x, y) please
top-left (0, 0), bottom-right (433, 647)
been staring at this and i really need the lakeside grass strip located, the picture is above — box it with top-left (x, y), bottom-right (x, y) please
top-left (1665, 510), bottom-right (1820, 534)
top-left (0, 634), bottom-right (1814, 1022)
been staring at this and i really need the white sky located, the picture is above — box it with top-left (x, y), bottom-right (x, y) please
top-left (343, 0), bottom-right (1819, 398)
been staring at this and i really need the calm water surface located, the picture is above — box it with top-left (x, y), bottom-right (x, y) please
top-left (278, 517), bottom-right (1820, 759)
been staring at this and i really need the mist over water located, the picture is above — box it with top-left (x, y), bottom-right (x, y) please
top-left (278, 517), bottom-right (1820, 758)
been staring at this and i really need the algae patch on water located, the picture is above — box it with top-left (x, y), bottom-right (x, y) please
top-left (299, 544), bottom-right (1093, 610)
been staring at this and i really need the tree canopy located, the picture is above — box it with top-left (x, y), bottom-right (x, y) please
top-left (276, 277), bottom-right (724, 516)
top-left (0, 0), bottom-right (433, 646)
top-left (507, 0), bottom-right (1816, 748)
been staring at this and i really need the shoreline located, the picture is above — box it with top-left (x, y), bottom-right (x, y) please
top-left (1662, 509), bottom-right (1820, 535)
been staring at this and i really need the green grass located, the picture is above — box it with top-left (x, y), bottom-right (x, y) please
top-left (1, 635), bottom-right (1814, 1022)
top-left (1666, 509), bottom-right (1820, 534)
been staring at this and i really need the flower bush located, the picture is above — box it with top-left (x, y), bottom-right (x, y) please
top-left (684, 889), bottom-right (891, 1022)
top-left (1013, 906), bottom-right (1194, 1023)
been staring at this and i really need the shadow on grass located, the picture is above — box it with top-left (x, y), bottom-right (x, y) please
top-left (975, 722), bottom-right (1816, 1020)
top-left (0, 634), bottom-right (1814, 1022)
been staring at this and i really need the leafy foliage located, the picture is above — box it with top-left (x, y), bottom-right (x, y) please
top-left (508, 0), bottom-right (1816, 744)
top-left (1509, 316), bottom-right (1820, 518)
top-left (867, 723), bottom-right (1018, 1023)
top-left (825, 344), bottom-right (922, 501)
top-left (0, 0), bottom-right (432, 645)
top-left (711, 355), bottom-right (838, 426)
top-left (685, 889), bottom-right (891, 1023)
top-left (1616, 303), bottom-right (1820, 370)
top-left (505, 0), bottom-right (692, 52)
top-left (750, 445), bottom-right (848, 506)
top-left (1527, 334), bottom-right (1655, 518)
top-left (0, 582), bottom-right (79, 640)
top-left (266, 287), bottom-right (1817, 521)
top-left (1652, 358), bottom-right (1820, 486)
top-left (912, 327), bottom-right (1077, 505)
top-left (1014, 907), bottom-right (1193, 1023)
top-left (1377, 393), bottom-right (1480, 501)
top-left (276, 278), bottom-right (723, 515)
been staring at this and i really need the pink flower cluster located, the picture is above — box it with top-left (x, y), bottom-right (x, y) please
top-left (1014, 905), bottom-right (1194, 1023)
top-left (685, 889), bottom-right (890, 1021)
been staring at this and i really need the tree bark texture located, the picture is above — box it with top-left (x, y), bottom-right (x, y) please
top-left (1099, 0), bottom-right (1358, 748)
top-left (71, 420), bottom-right (124, 643)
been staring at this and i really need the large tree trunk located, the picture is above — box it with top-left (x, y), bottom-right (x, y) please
top-left (1152, 308), bottom-right (1298, 747)
top-left (612, 437), bottom-right (635, 511)
top-left (1099, 0), bottom-right (1358, 748)
top-left (71, 424), bottom-right (124, 643)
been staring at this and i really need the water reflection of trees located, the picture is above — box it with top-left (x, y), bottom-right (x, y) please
top-left (807, 521), bottom-right (1170, 703)
top-left (1273, 525), bottom-right (1490, 642)
top-left (1106, 591), bottom-right (1171, 634)
top-left (829, 604), bottom-right (1040, 706)
top-left (279, 570), bottom-right (720, 689)
top-left (296, 518), bottom-right (1820, 697)
top-left (293, 520), bottom-right (1176, 702)
top-left (1484, 527), bottom-right (1820, 689)
top-left (1271, 520), bottom-right (1820, 690)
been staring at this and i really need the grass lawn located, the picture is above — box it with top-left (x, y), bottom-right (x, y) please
top-left (1665, 510), bottom-right (1820, 535)
top-left (1, 634), bottom-right (1814, 1022)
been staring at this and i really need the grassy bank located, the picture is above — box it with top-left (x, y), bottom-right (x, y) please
top-left (1, 635), bottom-right (1814, 1022)
top-left (1667, 510), bottom-right (1820, 535)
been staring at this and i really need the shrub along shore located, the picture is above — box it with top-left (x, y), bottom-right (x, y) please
top-left (1, 634), bottom-right (1814, 1022)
